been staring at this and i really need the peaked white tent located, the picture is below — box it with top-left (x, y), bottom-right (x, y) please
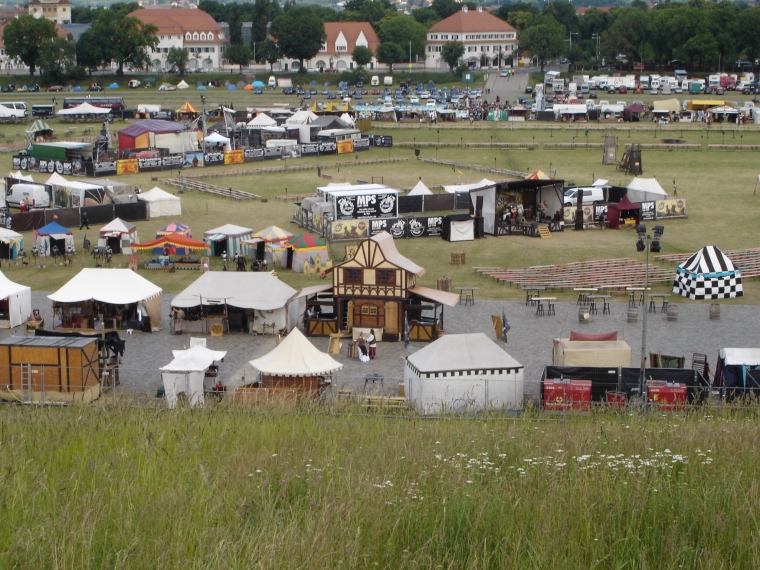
top-left (98, 218), bottom-right (138, 253)
top-left (405, 333), bottom-right (524, 414)
top-left (49, 269), bottom-right (163, 330)
top-left (9, 171), bottom-right (34, 182)
top-left (285, 110), bottom-right (317, 125)
top-left (203, 132), bottom-right (231, 151)
top-left (0, 271), bottom-right (31, 328)
top-left (138, 187), bottom-right (182, 218)
top-left (339, 112), bottom-right (355, 127)
top-left (672, 246), bottom-right (743, 300)
top-left (443, 178), bottom-right (495, 194)
top-left (626, 177), bottom-right (668, 203)
top-left (176, 80), bottom-right (190, 90)
top-left (247, 113), bottom-right (277, 127)
top-left (408, 180), bottom-right (433, 196)
top-left (0, 227), bottom-right (24, 259)
top-left (57, 102), bottom-right (112, 116)
top-left (249, 328), bottom-right (342, 376)
top-left (161, 345), bottom-right (227, 408)
top-left (45, 172), bottom-right (68, 186)
top-left (203, 224), bottom-right (253, 257)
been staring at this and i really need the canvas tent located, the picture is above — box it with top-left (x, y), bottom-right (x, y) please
top-left (203, 132), bottom-right (231, 151)
top-left (552, 338), bottom-right (632, 367)
top-left (0, 271), bottom-right (31, 328)
top-left (247, 113), bottom-right (277, 127)
top-left (117, 120), bottom-right (199, 155)
top-left (405, 333), bottom-right (524, 414)
top-left (443, 178), bottom-right (495, 194)
top-left (244, 225), bottom-right (293, 262)
top-left (132, 232), bottom-right (209, 255)
top-left (10, 171), bottom-right (34, 182)
top-left (442, 214), bottom-right (474, 241)
top-left (284, 234), bottom-right (330, 272)
top-left (150, 222), bottom-right (192, 255)
top-left (672, 246), bottom-right (743, 300)
top-left (176, 80), bottom-right (190, 90)
top-left (57, 103), bottom-right (111, 116)
top-left (98, 218), bottom-right (138, 254)
top-left (203, 224), bottom-right (253, 257)
top-left (48, 268), bottom-right (163, 331)
top-left (171, 272), bottom-right (298, 334)
top-left (606, 195), bottom-right (641, 229)
top-left (408, 180), bottom-right (433, 196)
top-left (0, 228), bottom-right (23, 259)
top-left (34, 221), bottom-right (74, 256)
top-left (285, 110), bottom-right (317, 125)
top-left (653, 99), bottom-right (682, 114)
top-left (714, 348), bottom-right (760, 395)
top-left (137, 187), bottom-right (182, 218)
top-left (161, 345), bottom-right (226, 408)
top-left (25, 119), bottom-right (53, 142)
top-left (626, 177), bottom-right (668, 203)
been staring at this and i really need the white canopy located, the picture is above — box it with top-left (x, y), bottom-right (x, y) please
top-left (45, 172), bottom-right (68, 186)
top-left (592, 179), bottom-right (609, 187)
top-left (137, 187), bottom-right (182, 218)
top-left (57, 102), bottom-right (112, 115)
top-left (408, 180), bottom-right (432, 196)
top-left (99, 218), bottom-right (136, 236)
top-left (709, 105), bottom-right (739, 114)
top-left (339, 113), bottom-right (355, 127)
top-left (443, 178), bottom-right (495, 194)
top-left (249, 328), bottom-right (342, 376)
top-left (204, 224), bottom-right (252, 237)
top-left (171, 272), bottom-right (296, 311)
top-left (9, 171), bottom-right (34, 182)
top-left (49, 269), bottom-right (161, 304)
top-left (0, 227), bottom-right (22, 243)
top-left (553, 104), bottom-right (588, 115)
top-left (247, 113), bottom-right (277, 127)
top-left (720, 348), bottom-right (760, 366)
top-left (0, 271), bottom-right (31, 328)
top-left (203, 132), bottom-right (231, 151)
top-left (161, 345), bottom-right (227, 372)
top-left (161, 345), bottom-right (226, 409)
top-left (176, 80), bottom-right (189, 90)
top-left (408, 333), bottom-right (522, 373)
top-left (285, 110), bottom-right (317, 125)
top-left (626, 177), bottom-right (668, 203)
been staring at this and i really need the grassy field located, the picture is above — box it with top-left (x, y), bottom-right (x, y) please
top-left (1, 404), bottom-right (759, 568)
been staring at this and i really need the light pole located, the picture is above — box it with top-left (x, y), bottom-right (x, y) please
top-left (200, 95), bottom-right (207, 141)
top-left (635, 224), bottom-right (664, 404)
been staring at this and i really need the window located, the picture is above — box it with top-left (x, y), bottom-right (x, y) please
top-left (186, 32), bottom-right (191, 40)
top-left (160, 35), bottom-right (164, 40)
top-left (193, 32), bottom-right (199, 40)
top-left (208, 32), bottom-right (214, 40)
top-left (336, 45), bottom-right (347, 51)
top-left (344, 268), bottom-right (362, 284)
top-left (200, 33), bottom-right (206, 40)
top-left (376, 269), bottom-right (395, 286)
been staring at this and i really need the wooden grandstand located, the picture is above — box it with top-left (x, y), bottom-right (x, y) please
top-left (655, 248), bottom-right (760, 279)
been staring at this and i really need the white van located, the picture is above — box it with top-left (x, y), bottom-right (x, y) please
top-left (371, 76), bottom-right (379, 86)
top-left (563, 186), bottom-right (605, 207)
top-left (580, 83), bottom-right (589, 94)
top-left (0, 102), bottom-right (27, 118)
top-left (384, 76), bottom-right (393, 86)
top-left (267, 76), bottom-right (276, 89)
top-left (6, 183), bottom-right (50, 208)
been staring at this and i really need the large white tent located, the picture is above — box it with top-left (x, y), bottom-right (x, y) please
top-left (138, 187), bottom-right (182, 218)
top-left (285, 110), bottom-right (317, 125)
top-left (626, 177), bottom-right (669, 203)
top-left (57, 102), bottom-right (112, 116)
top-left (0, 271), bottom-right (31, 328)
top-left (247, 113), bottom-right (277, 127)
top-left (161, 345), bottom-right (226, 408)
top-left (249, 328), bottom-right (342, 377)
top-left (171, 272), bottom-right (298, 334)
top-left (9, 171), bottom-right (34, 182)
top-left (405, 333), bottom-right (524, 414)
top-left (0, 227), bottom-right (24, 259)
top-left (48, 269), bottom-right (163, 329)
top-left (203, 132), bottom-right (231, 151)
top-left (443, 178), bottom-right (495, 194)
top-left (407, 180), bottom-right (433, 196)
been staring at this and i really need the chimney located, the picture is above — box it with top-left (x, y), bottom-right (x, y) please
top-left (462, 5), bottom-right (468, 12)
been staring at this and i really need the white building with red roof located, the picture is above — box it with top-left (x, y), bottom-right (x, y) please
top-left (425, 6), bottom-right (517, 70)
top-left (130, 8), bottom-right (227, 72)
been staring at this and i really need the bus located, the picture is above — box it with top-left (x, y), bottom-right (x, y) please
top-left (63, 97), bottom-right (126, 113)
top-left (316, 129), bottom-right (361, 143)
top-left (0, 102), bottom-right (27, 118)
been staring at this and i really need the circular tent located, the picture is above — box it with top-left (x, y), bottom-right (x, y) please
top-left (672, 246), bottom-right (743, 300)
top-left (151, 222), bottom-right (193, 255)
top-left (245, 225), bottom-right (294, 263)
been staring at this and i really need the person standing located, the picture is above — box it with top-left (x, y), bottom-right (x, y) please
top-left (80, 211), bottom-right (90, 230)
top-left (368, 329), bottom-right (377, 359)
top-left (598, 210), bottom-right (606, 231)
top-left (172, 307), bottom-right (185, 335)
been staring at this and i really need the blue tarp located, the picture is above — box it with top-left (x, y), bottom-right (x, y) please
top-left (108, 83), bottom-right (119, 89)
top-left (36, 221), bottom-right (72, 236)
top-left (197, 85), bottom-right (206, 90)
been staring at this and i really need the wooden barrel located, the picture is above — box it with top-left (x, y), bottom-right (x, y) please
top-left (437, 276), bottom-right (452, 292)
top-left (667, 304), bottom-right (678, 322)
top-left (450, 251), bottom-right (466, 265)
top-left (627, 307), bottom-right (638, 323)
top-left (578, 307), bottom-right (590, 323)
top-left (710, 304), bottom-right (720, 320)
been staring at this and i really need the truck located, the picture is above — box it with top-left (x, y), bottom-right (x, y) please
top-left (674, 70), bottom-right (688, 84)
top-left (719, 74), bottom-right (737, 90)
top-left (544, 70), bottom-right (561, 87)
top-left (640, 75), bottom-right (650, 90)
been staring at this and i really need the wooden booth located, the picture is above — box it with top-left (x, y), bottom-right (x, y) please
top-left (0, 336), bottom-right (102, 403)
top-left (301, 232), bottom-right (459, 342)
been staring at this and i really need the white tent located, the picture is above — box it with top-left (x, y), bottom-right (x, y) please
top-left (408, 180), bottom-right (433, 196)
top-left (405, 333), bottom-right (524, 414)
top-left (247, 113), bottom-right (277, 127)
top-left (0, 227), bottom-right (23, 259)
top-left (249, 328), bottom-right (342, 376)
top-left (203, 132), bottom-right (231, 151)
top-left (9, 171), bottom-right (34, 182)
top-left (0, 271), bottom-right (31, 328)
top-left (171, 272), bottom-right (298, 334)
top-left (339, 112), bottom-right (355, 127)
top-left (57, 102), bottom-right (112, 115)
top-left (45, 172), bottom-right (68, 186)
top-left (592, 179), bottom-right (609, 187)
top-left (443, 178), bottom-right (495, 194)
top-left (626, 177), bottom-right (669, 203)
top-left (48, 269), bottom-right (163, 329)
top-left (203, 224), bottom-right (253, 257)
top-left (285, 110), bottom-right (317, 125)
top-left (161, 345), bottom-right (226, 408)
top-left (98, 218), bottom-right (138, 254)
top-left (176, 80), bottom-right (189, 90)
top-left (138, 187), bottom-right (182, 218)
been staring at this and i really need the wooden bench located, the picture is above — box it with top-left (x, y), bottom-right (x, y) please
top-left (362, 396), bottom-right (409, 410)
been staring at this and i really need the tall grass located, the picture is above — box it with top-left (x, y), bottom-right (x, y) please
top-left (1, 405), bottom-right (759, 568)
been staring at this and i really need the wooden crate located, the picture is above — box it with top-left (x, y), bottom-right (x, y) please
top-left (450, 252), bottom-right (466, 265)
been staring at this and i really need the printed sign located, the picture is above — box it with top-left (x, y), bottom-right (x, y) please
top-left (117, 159), bottom-right (138, 175)
top-left (331, 220), bottom-right (369, 241)
top-left (374, 135), bottom-right (393, 147)
top-left (332, 215), bottom-right (444, 241)
top-left (319, 141), bottom-right (337, 155)
top-left (337, 139), bottom-right (354, 154)
top-left (137, 156), bottom-right (163, 172)
top-left (655, 198), bottom-right (686, 218)
top-left (563, 205), bottom-right (593, 225)
top-left (263, 147), bottom-right (282, 161)
top-left (639, 201), bottom-right (656, 221)
top-left (94, 159), bottom-right (117, 177)
top-left (301, 143), bottom-right (320, 156)
top-left (224, 150), bottom-right (244, 165)
top-left (182, 152), bottom-right (204, 168)
top-left (244, 148), bottom-right (264, 163)
top-left (354, 138), bottom-right (370, 151)
top-left (203, 151), bottom-right (224, 167)
top-left (334, 193), bottom-right (397, 220)
top-left (162, 153), bottom-right (185, 171)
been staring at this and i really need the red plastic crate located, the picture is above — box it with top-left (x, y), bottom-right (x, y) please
top-left (647, 381), bottom-right (687, 411)
top-left (543, 380), bottom-right (592, 412)
top-left (606, 391), bottom-right (628, 408)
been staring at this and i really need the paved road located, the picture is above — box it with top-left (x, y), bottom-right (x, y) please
top-left (485, 66), bottom-right (534, 105)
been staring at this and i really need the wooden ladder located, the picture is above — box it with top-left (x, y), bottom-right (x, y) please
top-left (537, 226), bottom-right (552, 239)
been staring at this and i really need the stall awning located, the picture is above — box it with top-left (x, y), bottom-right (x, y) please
top-left (161, 345), bottom-right (226, 372)
top-left (48, 268), bottom-right (162, 304)
top-left (295, 283), bottom-right (333, 299)
top-left (249, 328), bottom-right (342, 376)
top-left (132, 233), bottom-right (209, 251)
top-left (409, 285), bottom-right (459, 308)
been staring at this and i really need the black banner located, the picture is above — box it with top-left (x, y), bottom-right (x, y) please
top-left (162, 153), bottom-right (184, 171)
top-left (593, 204), bottom-right (608, 220)
top-left (204, 151), bottom-right (224, 167)
top-left (366, 215), bottom-right (444, 239)
top-left (318, 141), bottom-right (337, 155)
top-left (374, 135), bottom-right (393, 147)
top-left (137, 156), bottom-right (163, 172)
top-left (300, 143), bottom-right (320, 157)
top-left (354, 138), bottom-right (370, 151)
top-left (263, 147), bottom-right (282, 161)
top-left (640, 201), bottom-right (656, 221)
top-left (244, 148), bottom-right (264, 163)
top-left (94, 159), bottom-right (117, 177)
top-left (335, 193), bottom-right (397, 220)
top-left (11, 156), bottom-right (22, 170)
top-left (411, 215), bottom-right (444, 237)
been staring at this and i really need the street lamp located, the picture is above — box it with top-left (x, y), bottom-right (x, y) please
top-left (200, 95), bottom-right (207, 140)
top-left (635, 224), bottom-right (665, 404)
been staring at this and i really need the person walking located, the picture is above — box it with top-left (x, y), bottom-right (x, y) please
top-left (80, 211), bottom-right (90, 230)
top-left (368, 329), bottom-right (377, 359)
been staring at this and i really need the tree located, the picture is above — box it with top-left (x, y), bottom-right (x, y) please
top-left (259, 39), bottom-right (281, 72)
top-left (412, 8), bottom-right (440, 27)
top-left (2, 16), bottom-right (58, 76)
top-left (72, 6), bottom-right (104, 24)
top-left (109, 2), bottom-right (140, 18)
top-left (377, 15), bottom-right (426, 63)
top-left (167, 47), bottom-right (190, 75)
top-left (352, 45), bottom-right (374, 67)
top-left (228, 3), bottom-right (243, 45)
top-left (441, 41), bottom-right (465, 71)
top-left (224, 44), bottom-right (253, 72)
top-left (88, 10), bottom-right (158, 76)
top-left (519, 16), bottom-right (565, 72)
top-left (431, 0), bottom-right (461, 20)
top-left (76, 29), bottom-right (103, 75)
top-left (251, 0), bottom-right (270, 62)
top-left (39, 35), bottom-right (77, 84)
top-left (197, 0), bottom-right (228, 23)
top-left (269, 7), bottom-right (326, 74)
top-left (376, 41), bottom-right (405, 71)
top-left (542, 0), bottom-right (578, 34)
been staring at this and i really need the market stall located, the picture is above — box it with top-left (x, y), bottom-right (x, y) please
top-left (138, 187), bottom-right (182, 218)
top-left (0, 228), bottom-right (24, 259)
top-left (672, 246), bottom-right (743, 300)
top-left (0, 271), bottom-right (31, 328)
top-left (161, 345), bottom-right (227, 409)
top-left (203, 224), bottom-right (253, 257)
top-left (606, 195), bottom-right (641, 229)
top-left (34, 221), bottom-right (74, 256)
top-left (98, 218), bottom-right (138, 254)
top-left (284, 233), bottom-right (330, 273)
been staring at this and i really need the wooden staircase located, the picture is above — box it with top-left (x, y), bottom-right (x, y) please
top-left (537, 226), bottom-right (552, 239)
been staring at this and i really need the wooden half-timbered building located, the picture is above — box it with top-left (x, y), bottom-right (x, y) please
top-left (302, 232), bottom-right (459, 342)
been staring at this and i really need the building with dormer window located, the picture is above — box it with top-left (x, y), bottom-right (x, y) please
top-left (425, 6), bottom-right (517, 70)
top-left (274, 22), bottom-right (380, 72)
top-left (26, 0), bottom-right (70, 24)
top-left (130, 8), bottom-right (227, 72)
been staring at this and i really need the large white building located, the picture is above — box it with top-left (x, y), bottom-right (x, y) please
top-left (425, 7), bottom-right (517, 70)
top-left (131, 8), bottom-right (228, 72)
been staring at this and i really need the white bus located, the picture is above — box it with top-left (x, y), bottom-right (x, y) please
top-left (0, 102), bottom-right (27, 118)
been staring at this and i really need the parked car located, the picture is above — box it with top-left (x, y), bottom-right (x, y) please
top-left (618, 86), bottom-right (627, 94)
top-left (309, 87), bottom-right (317, 94)
top-left (608, 87), bottom-right (616, 94)
top-left (45, 85), bottom-right (62, 92)
top-left (649, 88), bottom-right (658, 95)
top-left (254, 87), bottom-right (262, 94)
top-left (327, 91), bottom-right (336, 99)
top-left (589, 91), bottom-right (598, 99)
top-left (372, 88), bottom-right (380, 95)
top-left (525, 86), bottom-right (533, 94)
top-left (283, 87), bottom-right (294, 94)
top-left (675, 87), bottom-right (683, 94)
top-left (303, 92), bottom-right (311, 99)
top-left (500, 69), bottom-right (508, 77)
top-left (28, 84), bottom-right (40, 92)
top-left (321, 88), bottom-right (329, 95)
top-left (88, 84), bottom-right (102, 92)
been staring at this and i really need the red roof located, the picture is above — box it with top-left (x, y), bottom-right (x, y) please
top-left (428, 8), bottom-right (516, 34)
top-left (321, 22), bottom-right (379, 55)
top-left (0, 21), bottom-right (72, 48)
top-left (130, 8), bottom-right (225, 43)
top-left (132, 233), bottom-right (210, 251)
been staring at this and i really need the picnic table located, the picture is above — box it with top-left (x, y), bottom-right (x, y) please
top-left (574, 287), bottom-right (598, 305)
top-left (454, 286), bottom-right (478, 306)
top-left (523, 286), bottom-right (546, 305)
top-left (532, 296), bottom-right (556, 316)
top-left (626, 286), bottom-right (651, 306)
top-left (587, 294), bottom-right (611, 315)
top-left (648, 293), bottom-right (671, 313)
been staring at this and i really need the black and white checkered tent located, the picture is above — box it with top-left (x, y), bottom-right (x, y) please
top-left (672, 246), bottom-right (743, 300)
